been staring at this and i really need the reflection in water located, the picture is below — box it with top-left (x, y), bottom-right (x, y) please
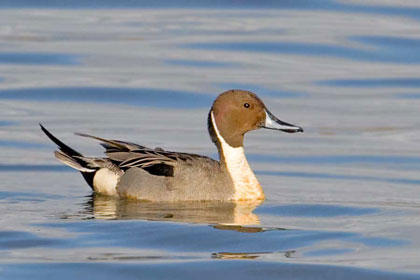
top-left (211, 250), bottom-right (296, 260)
top-left (84, 194), bottom-right (262, 226)
top-left (212, 250), bottom-right (295, 260)
top-left (213, 225), bottom-right (266, 233)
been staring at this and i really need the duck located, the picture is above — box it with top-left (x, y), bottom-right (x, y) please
top-left (40, 89), bottom-right (303, 202)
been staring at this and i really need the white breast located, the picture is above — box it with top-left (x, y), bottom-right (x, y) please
top-left (93, 168), bottom-right (120, 196)
top-left (211, 112), bottom-right (264, 201)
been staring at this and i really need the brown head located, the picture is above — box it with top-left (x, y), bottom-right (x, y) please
top-left (208, 89), bottom-right (303, 148)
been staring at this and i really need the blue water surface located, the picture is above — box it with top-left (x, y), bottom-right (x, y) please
top-left (185, 36), bottom-right (420, 64)
top-left (2, 261), bottom-right (419, 280)
top-left (319, 78), bottom-right (420, 88)
top-left (217, 83), bottom-right (307, 98)
top-left (165, 59), bottom-right (237, 68)
top-left (0, 52), bottom-right (80, 65)
top-left (255, 204), bottom-right (379, 217)
top-left (31, 219), bottom-right (406, 252)
top-left (0, 87), bottom-right (213, 108)
top-left (0, 121), bottom-right (17, 127)
top-left (1, 1), bottom-right (420, 279)
top-left (0, 140), bottom-right (49, 149)
top-left (1, 0), bottom-right (420, 23)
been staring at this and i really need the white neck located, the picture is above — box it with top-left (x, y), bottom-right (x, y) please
top-left (211, 112), bottom-right (264, 201)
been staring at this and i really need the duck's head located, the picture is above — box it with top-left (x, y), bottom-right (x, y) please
top-left (208, 89), bottom-right (303, 148)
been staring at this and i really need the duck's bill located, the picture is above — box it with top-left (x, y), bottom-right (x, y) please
top-left (262, 110), bottom-right (304, 133)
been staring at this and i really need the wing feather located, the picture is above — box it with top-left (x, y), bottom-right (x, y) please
top-left (75, 132), bottom-right (217, 177)
top-left (75, 133), bottom-right (201, 176)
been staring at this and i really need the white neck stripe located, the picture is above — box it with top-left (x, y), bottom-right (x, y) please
top-left (210, 111), bottom-right (263, 201)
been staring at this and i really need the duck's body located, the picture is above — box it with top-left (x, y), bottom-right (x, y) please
top-left (41, 90), bottom-right (303, 202)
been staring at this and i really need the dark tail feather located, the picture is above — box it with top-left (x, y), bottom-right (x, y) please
top-left (40, 124), bottom-right (96, 189)
top-left (40, 123), bottom-right (82, 157)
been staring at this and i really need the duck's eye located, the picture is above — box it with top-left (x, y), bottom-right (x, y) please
top-left (244, 103), bottom-right (250, 108)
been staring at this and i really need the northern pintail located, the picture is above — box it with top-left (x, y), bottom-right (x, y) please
top-left (41, 89), bottom-right (303, 202)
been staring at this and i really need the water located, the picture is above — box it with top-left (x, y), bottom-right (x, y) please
top-left (1, 1), bottom-right (420, 279)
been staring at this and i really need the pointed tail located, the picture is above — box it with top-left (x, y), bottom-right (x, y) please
top-left (40, 123), bottom-right (82, 158)
top-left (40, 124), bottom-right (96, 188)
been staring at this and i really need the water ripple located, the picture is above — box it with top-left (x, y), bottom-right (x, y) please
top-left (184, 38), bottom-right (420, 64)
top-left (0, 164), bottom-right (71, 172)
top-left (0, 191), bottom-right (64, 201)
top-left (165, 59), bottom-right (236, 68)
top-left (255, 204), bottom-right (379, 217)
top-left (319, 78), bottom-right (420, 88)
top-left (256, 170), bottom-right (420, 185)
top-left (0, 87), bottom-right (212, 108)
top-left (1, 0), bottom-right (420, 24)
top-left (0, 230), bottom-right (65, 250)
top-left (0, 0), bottom-right (333, 9)
top-left (0, 121), bottom-right (18, 127)
top-left (217, 83), bottom-right (307, 98)
top-left (2, 261), bottom-right (419, 280)
top-left (0, 52), bottom-right (80, 66)
top-left (397, 93), bottom-right (420, 99)
top-left (37, 220), bottom-right (406, 252)
top-left (0, 140), bottom-right (48, 149)
top-left (248, 154), bottom-right (420, 169)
